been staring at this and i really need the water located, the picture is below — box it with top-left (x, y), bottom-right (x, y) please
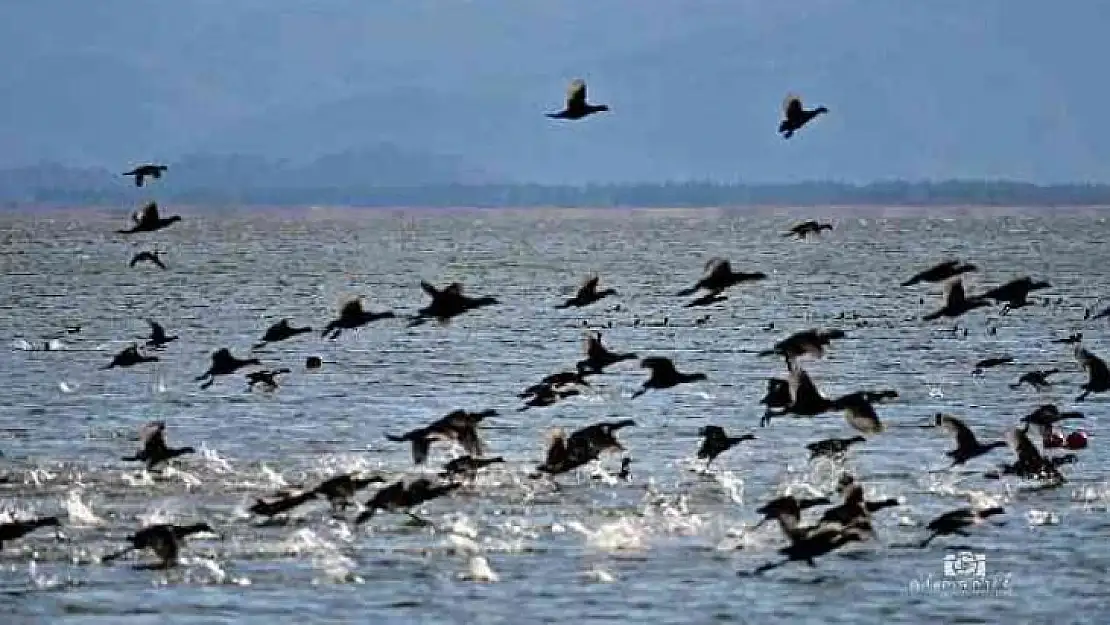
top-left (2, 207), bottom-right (1110, 624)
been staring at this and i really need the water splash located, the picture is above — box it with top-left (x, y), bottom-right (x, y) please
top-left (459, 555), bottom-right (499, 582)
top-left (283, 528), bottom-right (362, 584)
top-left (64, 489), bottom-right (104, 527)
top-left (198, 444), bottom-right (234, 474)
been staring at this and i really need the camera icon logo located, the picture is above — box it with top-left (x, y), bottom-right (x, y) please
top-left (943, 551), bottom-right (986, 578)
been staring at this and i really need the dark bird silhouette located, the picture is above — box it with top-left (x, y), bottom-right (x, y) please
top-left (815, 481), bottom-right (874, 534)
top-left (576, 331), bottom-right (637, 375)
top-left (778, 94), bottom-right (828, 139)
top-left (676, 258), bottom-right (767, 298)
top-left (249, 490), bottom-right (319, 518)
top-left (536, 420), bottom-right (636, 476)
top-left (519, 371), bottom-right (590, 398)
top-left (305, 356), bottom-right (323, 369)
top-left (1020, 404), bottom-right (1084, 433)
top-left (0, 516), bottom-right (60, 550)
top-left (901, 260), bottom-right (977, 287)
top-left (102, 343), bottom-right (159, 369)
top-left (751, 526), bottom-right (866, 575)
top-left (129, 250), bottom-right (167, 270)
top-left (195, 348), bottom-right (260, 389)
top-left (545, 79), bottom-right (609, 120)
top-left (922, 278), bottom-right (989, 321)
top-left (784, 220), bottom-right (833, 239)
top-left (144, 319), bottom-right (177, 349)
top-left (806, 436), bottom-right (867, 460)
top-left (322, 299), bottom-right (395, 338)
top-left (925, 413), bottom-right (1006, 470)
top-left (696, 426), bottom-right (755, 469)
top-left (1010, 369), bottom-right (1059, 390)
top-left (441, 455), bottom-right (505, 479)
top-left (1075, 346), bottom-right (1110, 401)
top-left (122, 164), bottom-right (168, 187)
top-left (354, 478), bottom-right (461, 525)
top-left (753, 494), bottom-right (832, 530)
top-left (312, 473), bottom-right (387, 511)
top-left (255, 318), bottom-right (312, 348)
top-left (684, 291), bottom-right (729, 308)
top-left (918, 507), bottom-right (1004, 548)
top-left (978, 276), bottom-right (1051, 314)
top-left (758, 328), bottom-right (846, 365)
top-left (631, 357), bottom-right (706, 398)
top-left (410, 281), bottom-right (498, 326)
top-left (246, 368), bottom-right (290, 391)
top-left (1090, 305), bottom-right (1110, 321)
top-left (993, 425), bottom-right (1070, 481)
top-left (1052, 332), bottom-right (1082, 344)
top-left (518, 383), bottom-right (581, 411)
top-left (972, 356), bottom-right (1013, 375)
top-left (556, 275), bottom-right (616, 309)
top-left (759, 378), bottom-right (792, 424)
top-left (385, 409), bottom-right (496, 464)
top-left (121, 421), bottom-right (195, 470)
top-left (117, 202), bottom-right (180, 234)
top-left (832, 391), bottom-right (889, 434)
top-left (102, 523), bottom-right (215, 568)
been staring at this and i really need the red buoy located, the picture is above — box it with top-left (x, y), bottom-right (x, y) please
top-left (1066, 431), bottom-right (1089, 450)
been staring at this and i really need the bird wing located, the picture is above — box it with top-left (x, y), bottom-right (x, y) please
top-left (567, 79), bottom-right (587, 108)
top-left (578, 275), bottom-right (599, 297)
top-left (1007, 426), bottom-right (1043, 465)
top-left (783, 94), bottom-right (803, 118)
top-left (147, 319), bottom-right (164, 338)
top-left (941, 415), bottom-right (980, 450)
top-left (420, 281), bottom-right (439, 298)
top-left (339, 298), bottom-right (363, 318)
top-left (1077, 347), bottom-right (1110, 381)
top-left (643, 357), bottom-right (678, 377)
top-left (945, 278), bottom-right (967, 305)
top-left (789, 366), bottom-right (821, 404)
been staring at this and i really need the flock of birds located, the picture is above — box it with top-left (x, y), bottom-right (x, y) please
top-left (4, 81), bottom-right (1109, 580)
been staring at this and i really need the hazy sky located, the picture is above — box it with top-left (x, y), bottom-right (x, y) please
top-left (0, 0), bottom-right (1106, 183)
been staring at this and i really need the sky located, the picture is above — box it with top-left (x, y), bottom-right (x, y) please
top-left (0, 0), bottom-right (1106, 184)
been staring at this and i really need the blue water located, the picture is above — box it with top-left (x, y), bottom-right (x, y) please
top-left (2, 207), bottom-right (1109, 624)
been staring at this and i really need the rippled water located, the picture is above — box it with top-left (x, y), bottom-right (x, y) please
top-left (3, 207), bottom-right (1110, 624)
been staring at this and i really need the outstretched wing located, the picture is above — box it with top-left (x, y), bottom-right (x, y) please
top-left (567, 79), bottom-right (587, 108)
top-left (783, 94), bottom-right (803, 118)
top-left (578, 275), bottom-right (599, 297)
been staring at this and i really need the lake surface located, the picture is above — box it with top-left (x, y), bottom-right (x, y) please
top-left (2, 207), bottom-right (1110, 624)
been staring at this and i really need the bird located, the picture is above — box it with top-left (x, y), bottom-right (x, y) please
top-left (922, 278), bottom-right (990, 321)
top-left (556, 275), bottom-right (616, 309)
top-left (117, 202), bottom-right (180, 234)
top-left (102, 522), bottom-right (215, 568)
top-left (778, 94), bottom-right (828, 139)
top-left (354, 478), bottom-right (461, 526)
top-left (831, 391), bottom-right (888, 434)
top-left (924, 413), bottom-right (1006, 470)
top-left (758, 328), bottom-right (846, 366)
top-left (805, 436), bottom-right (867, 460)
top-left (129, 250), bottom-right (167, 270)
top-left (751, 525), bottom-right (866, 575)
top-left (1009, 369), bottom-right (1060, 390)
top-left (246, 368), bottom-right (290, 391)
top-left (784, 220), bottom-right (833, 239)
top-left (536, 420), bottom-right (635, 476)
top-left (917, 507), bottom-right (1005, 548)
top-left (818, 475), bottom-right (900, 532)
top-left (545, 79), bottom-right (609, 120)
top-left (249, 490), bottom-right (319, 519)
top-left (684, 291), bottom-right (729, 308)
top-left (311, 473), bottom-right (385, 511)
top-left (321, 298), bottom-right (395, 338)
top-left (576, 331), bottom-right (637, 375)
top-left (901, 260), bottom-right (977, 287)
top-left (978, 276), bottom-right (1051, 315)
top-left (972, 356), bottom-right (1013, 375)
top-left (0, 516), bottom-right (60, 550)
top-left (1075, 346), bottom-right (1110, 401)
top-left (122, 164), bottom-right (168, 187)
top-left (254, 319), bottom-right (312, 348)
top-left (121, 421), bottom-right (195, 470)
top-left (441, 456), bottom-right (505, 479)
top-left (758, 378), bottom-right (792, 424)
top-left (1052, 332), bottom-right (1082, 344)
top-left (102, 343), bottom-right (159, 369)
top-left (752, 494), bottom-right (832, 530)
top-left (385, 409), bottom-right (496, 465)
top-left (1020, 404), bottom-right (1084, 433)
top-left (312, 473), bottom-right (387, 512)
top-left (631, 357), bottom-right (707, 398)
top-left (519, 371), bottom-right (590, 399)
top-left (995, 425), bottom-right (1069, 481)
top-left (518, 383), bottom-right (581, 411)
top-left (305, 356), bottom-right (323, 369)
top-left (696, 426), bottom-right (755, 469)
top-left (410, 281), bottom-right (498, 326)
top-left (195, 348), bottom-right (260, 389)
top-left (144, 319), bottom-right (178, 349)
top-left (676, 258), bottom-right (766, 299)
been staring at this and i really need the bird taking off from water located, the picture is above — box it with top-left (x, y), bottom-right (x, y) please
top-left (546, 79), bottom-right (609, 120)
top-left (122, 164), bottom-right (167, 187)
top-left (778, 94), bottom-right (827, 139)
top-left (117, 202), bottom-right (181, 234)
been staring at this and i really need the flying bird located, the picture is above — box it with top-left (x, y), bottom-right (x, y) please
top-left (117, 202), bottom-right (180, 234)
top-left (546, 79), bottom-right (609, 120)
top-left (784, 220), bottom-right (833, 239)
top-left (978, 276), bottom-right (1051, 314)
top-left (129, 250), bottom-right (166, 270)
top-left (922, 278), bottom-right (989, 321)
top-left (102, 343), bottom-right (159, 369)
top-left (556, 275), bottom-right (617, 309)
top-left (102, 522), bottom-right (215, 568)
top-left (255, 319), bottom-right (313, 348)
top-left (122, 164), bottom-right (168, 187)
top-left (121, 421), bottom-right (195, 470)
top-left (676, 258), bottom-right (766, 299)
top-left (1075, 346), bottom-right (1110, 401)
top-left (410, 281), bottom-right (498, 326)
top-left (696, 426), bottom-right (755, 469)
top-left (778, 94), bottom-right (827, 139)
top-left (901, 260), bottom-right (977, 287)
top-left (322, 298), bottom-right (395, 339)
top-left (631, 357), bottom-right (706, 398)
top-left (386, 409), bottom-right (496, 464)
top-left (195, 348), bottom-right (260, 389)
top-left (144, 319), bottom-right (178, 349)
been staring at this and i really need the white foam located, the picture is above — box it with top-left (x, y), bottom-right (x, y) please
top-left (63, 490), bottom-right (104, 527)
top-left (459, 555), bottom-right (499, 582)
